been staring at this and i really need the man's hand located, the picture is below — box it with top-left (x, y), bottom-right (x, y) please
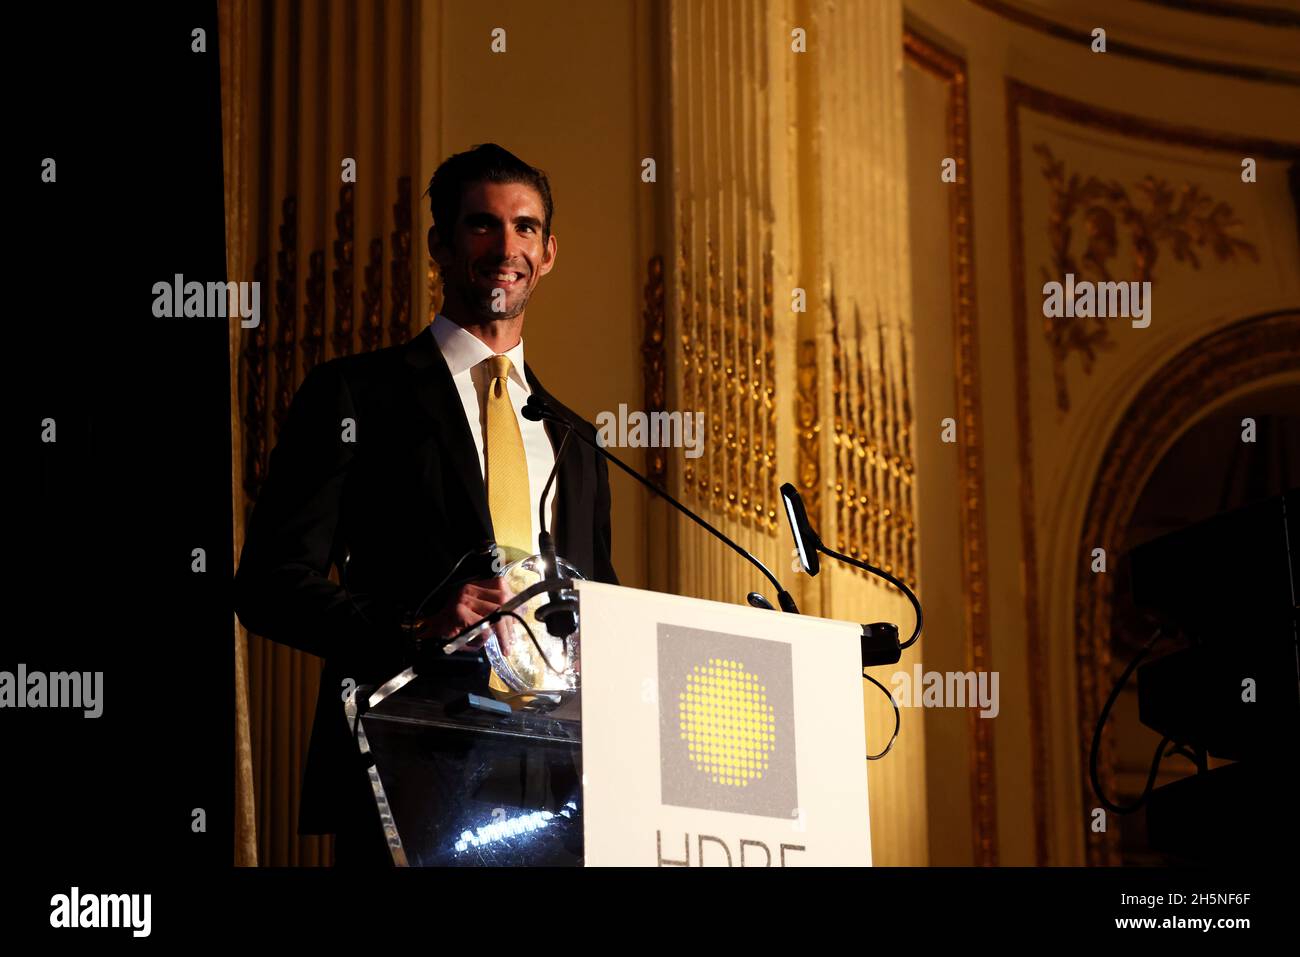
top-left (413, 578), bottom-right (513, 649)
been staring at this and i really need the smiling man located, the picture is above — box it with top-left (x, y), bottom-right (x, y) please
top-left (234, 143), bottom-right (617, 866)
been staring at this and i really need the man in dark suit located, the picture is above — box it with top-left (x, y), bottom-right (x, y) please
top-left (234, 143), bottom-right (617, 865)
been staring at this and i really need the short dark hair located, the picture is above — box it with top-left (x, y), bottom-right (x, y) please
top-left (426, 143), bottom-right (555, 247)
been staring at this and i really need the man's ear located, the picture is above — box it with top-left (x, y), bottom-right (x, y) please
top-left (538, 233), bottom-right (558, 278)
top-left (427, 225), bottom-right (446, 267)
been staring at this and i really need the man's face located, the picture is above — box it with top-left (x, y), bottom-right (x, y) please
top-left (430, 180), bottom-right (557, 323)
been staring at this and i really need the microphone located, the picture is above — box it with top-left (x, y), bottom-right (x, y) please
top-left (524, 394), bottom-right (799, 614)
top-left (779, 481), bottom-right (921, 666)
top-left (782, 479), bottom-right (821, 577)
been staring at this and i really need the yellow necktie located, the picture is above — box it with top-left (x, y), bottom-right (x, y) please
top-left (483, 354), bottom-right (532, 698)
top-left (483, 354), bottom-right (532, 555)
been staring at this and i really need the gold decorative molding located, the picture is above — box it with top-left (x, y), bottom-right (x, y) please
top-left (677, 210), bottom-right (778, 530)
top-left (302, 250), bottom-right (326, 375)
top-left (225, 0), bottom-right (419, 867)
top-left (360, 237), bottom-right (383, 355)
top-left (734, 257), bottom-right (749, 518)
top-left (760, 239), bottom-right (777, 527)
top-left (242, 257), bottom-right (270, 507)
top-left (967, 0), bottom-right (1300, 87)
top-left (272, 195), bottom-right (298, 441)
top-left (679, 211), bottom-right (701, 498)
top-left (707, 237), bottom-right (726, 514)
top-left (1007, 88), bottom-right (1053, 867)
top-left (1139, 0), bottom-right (1300, 27)
top-left (332, 184), bottom-right (355, 359)
top-left (795, 338), bottom-right (820, 528)
top-left (827, 286), bottom-right (918, 591)
top-left (427, 256), bottom-right (441, 321)
top-left (1009, 79), bottom-right (1300, 159)
top-left (1033, 142), bottom-right (1260, 411)
top-left (1074, 311), bottom-right (1300, 866)
top-left (906, 25), bottom-right (1000, 868)
top-left (641, 253), bottom-right (667, 486)
top-left (389, 176), bottom-right (412, 346)
top-left (669, 0), bottom-right (780, 535)
top-left (827, 288), bottom-right (855, 557)
top-left (1006, 76), bottom-right (1300, 866)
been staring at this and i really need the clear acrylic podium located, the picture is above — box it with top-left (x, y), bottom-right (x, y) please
top-left (346, 667), bottom-right (584, 866)
top-left (343, 578), bottom-right (875, 867)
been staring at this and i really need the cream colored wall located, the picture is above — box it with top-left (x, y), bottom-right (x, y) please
top-left (904, 53), bottom-right (978, 866)
top-left (422, 0), bottom-right (649, 589)
top-left (904, 0), bottom-right (1300, 865)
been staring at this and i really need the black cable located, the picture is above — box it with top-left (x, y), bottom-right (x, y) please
top-left (818, 542), bottom-right (924, 650)
top-left (605, 445), bottom-right (785, 594)
top-left (863, 672), bottom-right (901, 760)
top-left (409, 543), bottom-right (498, 623)
top-left (1089, 626), bottom-right (1172, 815)
top-left (499, 608), bottom-right (566, 679)
top-left (1166, 744), bottom-right (1203, 771)
top-left (343, 541), bottom-right (497, 640)
top-left (526, 394), bottom-right (797, 611)
top-left (1119, 735), bottom-right (1175, 815)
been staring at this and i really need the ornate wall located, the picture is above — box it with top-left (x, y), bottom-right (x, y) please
top-left (221, 0), bottom-right (428, 867)
top-left (905, 0), bottom-right (1300, 865)
top-left (221, 0), bottom-right (652, 866)
top-left (220, 0), bottom-right (1299, 868)
top-left (656, 0), bottom-right (928, 867)
top-left (903, 30), bottom-right (998, 866)
top-left (223, 0), bottom-right (931, 867)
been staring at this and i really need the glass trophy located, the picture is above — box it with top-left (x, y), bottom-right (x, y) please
top-left (485, 553), bottom-right (583, 696)
top-left (440, 552), bottom-right (583, 703)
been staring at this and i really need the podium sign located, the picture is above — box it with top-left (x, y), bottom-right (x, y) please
top-left (577, 581), bottom-right (872, 866)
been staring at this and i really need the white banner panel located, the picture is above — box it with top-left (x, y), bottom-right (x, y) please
top-left (578, 580), bottom-right (871, 866)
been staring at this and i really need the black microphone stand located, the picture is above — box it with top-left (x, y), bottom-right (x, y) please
top-left (779, 481), bottom-right (922, 667)
top-left (524, 395), bottom-right (799, 614)
top-left (534, 427), bottom-right (577, 637)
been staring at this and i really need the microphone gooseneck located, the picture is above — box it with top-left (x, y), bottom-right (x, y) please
top-left (532, 416), bottom-right (577, 638)
top-left (779, 481), bottom-right (923, 664)
top-left (524, 394), bottom-right (799, 614)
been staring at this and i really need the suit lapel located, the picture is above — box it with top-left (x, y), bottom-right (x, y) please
top-left (398, 327), bottom-right (591, 571)
top-left (401, 326), bottom-right (493, 543)
top-left (525, 367), bottom-right (588, 569)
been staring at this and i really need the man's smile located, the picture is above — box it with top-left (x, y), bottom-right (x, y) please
top-left (477, 266), bottom-right (526, 288)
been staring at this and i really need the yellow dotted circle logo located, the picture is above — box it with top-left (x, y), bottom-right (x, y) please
top-left (678, 657), bottom-right (775, 787)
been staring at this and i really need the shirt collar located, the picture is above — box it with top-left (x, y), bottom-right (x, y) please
top-left (431, 313), bottom-right (529, 390)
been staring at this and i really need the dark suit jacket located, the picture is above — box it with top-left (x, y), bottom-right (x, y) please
top-left (233, 325), bottom-right (617, 834)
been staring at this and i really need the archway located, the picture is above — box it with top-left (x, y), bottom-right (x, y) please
top-left (1072, 310), bottom-right (1300, 865)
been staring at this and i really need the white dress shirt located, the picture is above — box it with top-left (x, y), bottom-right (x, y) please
top-left (430, 313), bottom-right (558, 556)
